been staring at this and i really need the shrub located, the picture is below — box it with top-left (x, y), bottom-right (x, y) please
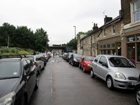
top-left (19, 51), bottom-right (31, 55)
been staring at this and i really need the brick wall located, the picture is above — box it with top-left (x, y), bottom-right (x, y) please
top-left (121, 0), bottom-right (133, 25)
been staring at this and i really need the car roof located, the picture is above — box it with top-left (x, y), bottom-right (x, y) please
top-left (98, 54), bottom-right (125, 58)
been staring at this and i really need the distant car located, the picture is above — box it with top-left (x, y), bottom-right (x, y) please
top-left (90, 55), bottom-right (140, 90)
top-left (65, 52), bottom-right (73, 62)
top-left (0, 54), bottom-right (38, 105)
top-left (27, 55), bottom-right (44, 74)
top-left (79, 55), bottom-right (95, 73)
top-left (69, 54), bottom-right (82, 66)
top-left (47, 52), bottom-right (52, 58)
top-left (135, 81), bottom-right (140, 105)
top-left (39, 53), bottom-right (48, 62)
top-left (62, 53), bottom-right (67, 59)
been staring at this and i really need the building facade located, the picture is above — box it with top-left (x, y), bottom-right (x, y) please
top-left (121, 0), bottom-right (140, 68)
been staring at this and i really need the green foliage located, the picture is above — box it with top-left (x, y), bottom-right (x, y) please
top-left (10, 48), bottom-right (19, 54)
top-left (19, 51), bottom-right (31, 55)
top-left (77, 30), bottom-right (93, 37)
top-left (0, 48), bottom-right (10, 53)
top-left (0, 22), bottom-right (49, 52)
top-left (65, 38), bottom-right (77, 50)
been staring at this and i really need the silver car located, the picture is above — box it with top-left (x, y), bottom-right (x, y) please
top-left (90, 55), bottom-right (140, 90)
top-left (27, 55), bottom-right (44, 74)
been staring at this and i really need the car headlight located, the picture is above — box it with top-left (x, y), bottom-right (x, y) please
top-left (115, 72), bottom-right (126, 80)
top-left (74, 58), bottom-right (77, 62)
top-left (0, 92), bottom-right (16, 105)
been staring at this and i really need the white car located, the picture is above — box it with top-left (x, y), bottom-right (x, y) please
top-left (27, 55), bottom-right (44, 74)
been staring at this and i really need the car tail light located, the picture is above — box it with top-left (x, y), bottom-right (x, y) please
top-left (34, 62), bottom-right (38, 67)
top-left (41, 57), bottom-right (45, 60)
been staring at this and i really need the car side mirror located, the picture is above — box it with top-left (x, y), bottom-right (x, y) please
top-left (102, 62), bottom-right (108, 68)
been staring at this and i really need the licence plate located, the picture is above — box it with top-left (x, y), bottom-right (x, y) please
top-left (131, 81), bottom-right (138, 85)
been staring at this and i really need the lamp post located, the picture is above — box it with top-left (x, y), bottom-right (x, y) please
top-left (73, 26), bottom-right (76, 51)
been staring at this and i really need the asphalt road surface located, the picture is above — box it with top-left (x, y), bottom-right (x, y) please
top-left (29, 56), bottom-right (137, 105)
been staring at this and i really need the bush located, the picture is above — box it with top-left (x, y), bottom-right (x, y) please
top-left (10, 48), bottom-right (19, 54)
top-left (0, 48), bottom-right (10, 53)
top-left (19, 51), bottom-right (31, 55)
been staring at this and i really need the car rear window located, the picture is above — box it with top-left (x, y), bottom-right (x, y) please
top-left (27, 56), bottom-right (34, 62)
top-left (85, 56), bottom-right (95, 61)
top-left (0, 61), bottom-right (20, 78)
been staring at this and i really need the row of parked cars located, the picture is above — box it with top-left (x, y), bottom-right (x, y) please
top-left (0, 52), bottom-right (51, 105)
top-left (62, 52), bottom-right (140, 105)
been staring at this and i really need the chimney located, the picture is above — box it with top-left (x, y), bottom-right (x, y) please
top-left (104, 15), bottom-right (112, 24)
top-left (93, 23), bottom-right (98, 30)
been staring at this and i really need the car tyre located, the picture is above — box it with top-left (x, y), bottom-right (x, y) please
top-left (106, 76), bottom-right (114, 90)
top-left (79, 64), bottom-right (81, 69)
top-left (135, 88), bottom-right (140, 105)
top-left (69, 60), bottom-right (71, 64)
top-left (83, 66), bottom-right (86, 73)
top-left (71, 61), bottom-right (74, 66)
top-left (35, 77), bottom-right (39, 90)
top-left (21, 96), bottom-right (26, 105)
top-left (38, 67), bottom-right (41, 74)
top-left (90, 70), bottom-right (95, 78)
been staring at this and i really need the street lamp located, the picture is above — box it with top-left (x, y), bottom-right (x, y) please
top-left (73, 26), bottom-right (76, 40)
top-left (73, 26), bottom-right (76, 51)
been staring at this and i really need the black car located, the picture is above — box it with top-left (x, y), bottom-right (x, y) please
top-left (65, 52), bottom-right (73, 62)
top-left (0, 55), bottom-right (38, 105)
top-left (69, 54), bottom-right (82, 66)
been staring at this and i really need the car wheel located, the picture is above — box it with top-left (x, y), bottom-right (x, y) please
top-left (69, 60), bottom-right (71, 64)
top-left (38, 67), bottom-right (41, 74)
top-left (136, 88), bottom-right (140, 105)
top-left (79, 64), bottom-right (81, 69)
top-left (21, 96), bottom-right (26, 105)
top-left (106, 77), bottom-right (114, 90)
top-left (35, 77), bottom-right (39, 90)
top-left (90, 70), bottom-right (95, 78)
top-left (83, 66), bottom-right (86, 73)
top-left (72, 61), bottom-right (74, 66)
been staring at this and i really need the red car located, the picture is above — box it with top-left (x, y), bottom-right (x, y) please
top-left (79, 55), bottom-right (96, 73)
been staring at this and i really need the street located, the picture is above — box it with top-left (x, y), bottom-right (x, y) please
top-left (29, 56), bottom-right (137, 105)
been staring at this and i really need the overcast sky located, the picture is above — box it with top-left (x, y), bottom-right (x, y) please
top-left (0, 0), bottom-right (121, 46)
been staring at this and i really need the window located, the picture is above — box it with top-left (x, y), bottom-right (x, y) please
top-left (94, 56), bottom-right (100, 62)
top-left (111, 43), bottom-right (115, 47)
top-left (100, 45), bottom-right (102, 48)
top-left (112, 25), bottom-right (115, 34)
top-left (137, 35), bottom-right (140, 40)
top-left (128, 43), bottom-right (135, 59)
top-left (103, 44), bottom-right (106, 48)
top-left (24, 60), bottom-right (30, 74)
top-left (104, 29), bottom-right (106, 37)
top-left (99, 56), bottom-right (107, 65)
top-left (133, 0), bottom-right (140, 22)
top-left (107, 44), bottom-right (110, 48)
top-left (127, 35), bottom-right (135, 42)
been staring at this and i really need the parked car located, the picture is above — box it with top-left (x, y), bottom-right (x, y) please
top-left (0, 54), bottom-right (38, 105)
top-left (39, 53), bottom-right (48, 62)
top-left (27, 55), bottom-right (44, 74)
top-left (79, 55), bottom-right (95, 73)
top-left (69, 54), bottom-right (82, 66)
top-left (62, 53), bottom-right (67, 59)
top-left (65, 52), bottom-right (73, 62)
top-left (90, 55), bottom-right (140, 90)
top-left (47, 52), bottom-right (51, 59)
top-left (135, 81), bottom-right (140, 105)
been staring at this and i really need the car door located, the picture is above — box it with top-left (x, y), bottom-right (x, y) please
top-left (92, 55), bottom-right (100, 74)
top-left (97, 56), bottom-right (108, 80)
top-left (24, 60), bottom-right (36, 99)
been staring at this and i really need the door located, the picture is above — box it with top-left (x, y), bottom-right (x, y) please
top-left (127, 43), bottom-right (135, 65)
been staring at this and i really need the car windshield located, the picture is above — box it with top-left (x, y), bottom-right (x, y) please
top-left (85, 56), bottom-right (95, 61)
top-left (0, 61), bottom-right (20, 79)
top-left (109, 57), bottom-right (135, 68)
top-left (74, 54), bottom-right (82, 58)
